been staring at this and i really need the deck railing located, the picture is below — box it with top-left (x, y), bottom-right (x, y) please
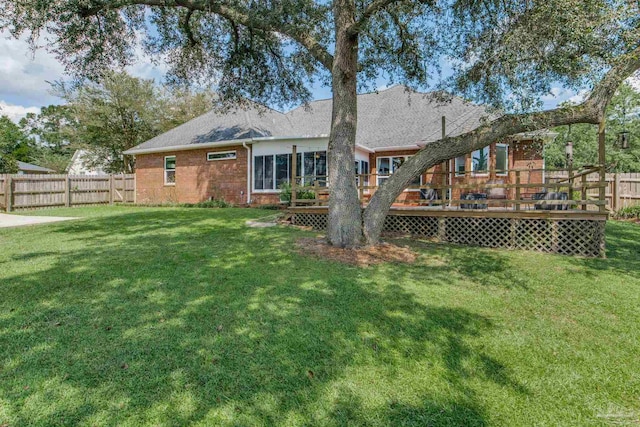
top-left (290, 166), bottom-right (608, 212)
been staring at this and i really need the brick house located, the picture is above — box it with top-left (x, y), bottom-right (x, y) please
top-left (124, 85), bottom-right (555, 206)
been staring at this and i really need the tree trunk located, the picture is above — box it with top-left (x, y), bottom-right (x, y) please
top-left (362, 99), bottom-right (607, 245)
top-left (326, 0), bottom-right (362, 248)
top-left (363, 146), bottom-right (445, 245)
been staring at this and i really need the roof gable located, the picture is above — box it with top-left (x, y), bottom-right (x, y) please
top-left (126, 85), bottom-right (497, 154)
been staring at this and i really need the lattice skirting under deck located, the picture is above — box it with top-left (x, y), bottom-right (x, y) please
top-left (291, 213), bottom-right (606, 257)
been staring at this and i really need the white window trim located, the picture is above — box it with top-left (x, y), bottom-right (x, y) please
top-left (496, 144), bottom-right (509, 176)
top-left (356, 160), bottom-right (371, 192)
top-left (164, 155), bottom-right (176, 186)
top-left (251, 153), bottom-right (294, 193)
top-left (207, 150), bottom-right (237, 161)
top-left (252, 150), bottom-right (328, 193)
top-left (376, 155), bottom-right (422, 190)
top-left (471, 147), bottom-right (490, 176)
top-left (454, 156), bottom-right (466, 177)
top-left (253, 154), bottom-right (275, 193)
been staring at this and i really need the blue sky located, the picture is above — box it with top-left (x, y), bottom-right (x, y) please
top-left (0, 29), bottom-right (600, 123)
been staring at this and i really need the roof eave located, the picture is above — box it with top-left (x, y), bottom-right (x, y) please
top-left (371, 144), bottom-right (422, 153)
top-left (124, 135), bottom-right (331, 155)
top-left (124, 139), bottom-right (254, 155)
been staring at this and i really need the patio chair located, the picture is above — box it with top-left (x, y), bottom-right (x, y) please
top-left (533, 191), bottom-right (569, 210)
top-left (460, 192), bottom-right (487, 209)
top-left (419, 188), bottom-right (439, 206)
top-left (486, 179), bottom-right (507, 208)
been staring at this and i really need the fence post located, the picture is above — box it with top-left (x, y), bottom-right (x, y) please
top-left (515, 171), bottom-right (521, 211)
top-left (613, 173), bottom-right (620, 212)
top-left (581, 174), bottom-right (587, 211)
top-left (441, 167), bottom-right (447, 209)
top-left (291, 145), bottom-right (297, 207)
top-left (5, 175), bottom-right (12, 212)
top-left (121, 173), bottom-right (126, 202)
top-left (597, 119), bottom-right (607, 213)
top-left (437, 218), bottom-right (446, 242)
top-left (109, 174), bottom-right (115, 205)
top-left (65, 175), bottom-right (71, 207)
top-left (133, 174), bottom-right (137, 204)
top-left (313, 180), bottom-right (320, 206)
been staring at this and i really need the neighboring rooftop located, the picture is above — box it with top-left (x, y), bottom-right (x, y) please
top-left (125, 85), bottom-right (499, 154)
top-left (17, 161), bottom-right (55, 174)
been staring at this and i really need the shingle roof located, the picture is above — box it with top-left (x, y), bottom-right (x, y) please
top-left (125, 85), bottom-right (499, 154)
top-left (17, 161), bottom-right (55, 173)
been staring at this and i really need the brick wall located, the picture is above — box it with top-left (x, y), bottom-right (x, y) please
top-left (369, 141), bottom-right (544, 202)
top-left (135, 145), bottom-right (249, 205)
top-left (134, 140), bottom-right (544, 206)
top-left (370, 149), bottom-right (445, 203)
top-left (250, 193), bottom-right (281, 205)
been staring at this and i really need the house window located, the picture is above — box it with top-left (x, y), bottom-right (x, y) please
top-left (164, 156), bottom-right (176, 185)
top-left (471, 146), bottom-right (490, 175)
top-left (253, 153), bottom-right (304, 191)
top-left (275, 154), bottom-right (291, 187)
top-left (207, 151), bottom-right (236, 161)
top-left (303, 151), bottom-right (327, 186)
top-left (454, 156), bottom-right (466, 177)
top-left (376, 156), bottom-right (420, 187)
top-left (355, 160), bottom-right (370, 188)
top-left (254, 155), bottom-right (274, 190)
top-left (496, 144), bottom-right (508, 176)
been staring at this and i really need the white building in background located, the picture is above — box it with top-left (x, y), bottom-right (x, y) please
top-left (66, 149), bottom-right (107, 175)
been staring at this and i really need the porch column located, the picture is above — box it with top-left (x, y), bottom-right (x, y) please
top-left (598, 120), bottom-right (607, 213)
top-left (291, 145), bottom-right (297, 207)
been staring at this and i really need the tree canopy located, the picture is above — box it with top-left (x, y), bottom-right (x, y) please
top-left (0, 115), bottom-right (33, 173)
top-left (19, 105), bottom-right (79, 172)
top-left (15, 72), bottom-right (215, 173)
top-left (2, 1), bottom-right (637, 110)
top-left (2, 0), bottom-right (639, 246)
top-left (545, 83), bottom-right (640, 172)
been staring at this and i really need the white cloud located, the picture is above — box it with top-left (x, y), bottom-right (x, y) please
top-left (0, 101), bottom-right (40, 122)
top-left (567, 89), bottom-right (589, 105)
top-left (0, 31), bottom-right (66, 106)
top-left (541, 86), bottom-right (569, 102)
top-left (125, 31), bottom-right (170, 82)
top-left (0, 29), bottom-right (170, 119)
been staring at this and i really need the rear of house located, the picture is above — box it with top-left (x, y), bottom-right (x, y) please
top-left (125, 86), bottom-right (552, 206)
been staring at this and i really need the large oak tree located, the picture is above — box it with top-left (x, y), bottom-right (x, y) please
top-left (2, 0), bottom-right (638, 246)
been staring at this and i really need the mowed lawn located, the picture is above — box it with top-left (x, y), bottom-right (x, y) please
top-left (1, 206), bottom-right (639, 427)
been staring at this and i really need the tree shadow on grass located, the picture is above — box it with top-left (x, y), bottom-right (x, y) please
top-left (0, 209), bottom-right (527, 426)
top-left (563, 221), bottom-right (640, 280)
top-left (390, 238), bottom-right (533, 290)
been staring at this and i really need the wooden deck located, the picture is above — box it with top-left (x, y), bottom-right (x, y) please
top-left (288, 205), bottom-right (607, 257)
top-left (291, 205), bottom-right (608, 221)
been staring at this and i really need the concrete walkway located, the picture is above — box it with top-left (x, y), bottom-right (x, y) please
top-left (0, 213), bottom-right (77, 228)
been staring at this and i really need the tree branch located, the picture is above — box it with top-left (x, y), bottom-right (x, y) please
top-left (79, 0), bottom-right (334, 70)
top-left (362, 44), bottom-right (640, 243)
top-left (181, 8), bottom-right (198, 47)
top-left (347, 0), bottom-right (400, 36)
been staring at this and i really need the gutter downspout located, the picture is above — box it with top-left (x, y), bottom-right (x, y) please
top-left (243, 141), bottom-right (251, 204)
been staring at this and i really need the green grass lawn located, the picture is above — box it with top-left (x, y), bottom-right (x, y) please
top-left (1, 206), bottom-right (639, 426)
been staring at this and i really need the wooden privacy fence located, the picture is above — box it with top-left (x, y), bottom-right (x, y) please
top-left (546, 172), bottom-right (640, 211)
top-left (0, 174), bottom-right (135, 212)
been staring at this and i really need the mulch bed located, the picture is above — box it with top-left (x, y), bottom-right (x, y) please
top-left (296, 237), bottom-right (418, 267)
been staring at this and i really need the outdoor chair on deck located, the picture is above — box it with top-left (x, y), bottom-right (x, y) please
top-left (533, 191), bottom-right (569, 210)
top-left (486, 179), bottom-right (508, 209)
top-left (460, 192), bottom-right (487, 209)
top-left (419, 188), bottom-right (440, 207)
